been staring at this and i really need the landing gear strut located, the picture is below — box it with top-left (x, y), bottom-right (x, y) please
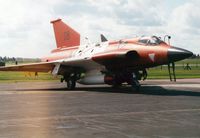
top-left (130, 73), bottom-right (140, 91)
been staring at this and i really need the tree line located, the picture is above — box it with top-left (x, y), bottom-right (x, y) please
top-left (0, 56), bottom-right (41, 63)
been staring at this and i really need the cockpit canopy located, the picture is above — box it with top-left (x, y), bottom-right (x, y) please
top-left (138, 36), bottom-right (163, 45)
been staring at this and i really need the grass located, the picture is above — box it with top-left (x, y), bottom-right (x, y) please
top-left (0, 58), bottom-right (199, 82)
top-left (147, 58), bottom-right (200, 79)
top-left (176, 58), bottom-right (200, 64)
top-left (0, 72), bottom-right (60, 83)
top-left (148, 66), bottom-right (200, 79)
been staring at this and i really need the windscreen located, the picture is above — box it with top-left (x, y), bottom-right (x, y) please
top-left (138, 36), bottom-right (163, 45)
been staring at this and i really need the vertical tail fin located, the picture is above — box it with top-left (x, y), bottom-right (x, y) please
top-left (51, 19), bottom-right (80, 48)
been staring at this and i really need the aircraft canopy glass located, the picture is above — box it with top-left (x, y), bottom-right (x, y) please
top-left (138, 36), bottom-right (163, 45)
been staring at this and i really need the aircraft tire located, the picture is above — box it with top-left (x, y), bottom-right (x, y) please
top-left (130, 77), bottom-right (140, 92)
top-left (112, 84), bottom-right (122, 89)
top-left (67, 78), bottom-right (76, 90)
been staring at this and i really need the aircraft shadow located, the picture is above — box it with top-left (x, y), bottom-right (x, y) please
top-left (15, 85), bottom-right (200, 97)
top-left (76, 86), bottom-right (200, 97)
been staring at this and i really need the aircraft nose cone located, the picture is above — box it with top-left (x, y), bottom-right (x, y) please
top-left (168, 47), bottom-right (193, 62)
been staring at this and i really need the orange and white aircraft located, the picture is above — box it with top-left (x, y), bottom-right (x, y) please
top-left (0, 19), bottom-right (193, 90)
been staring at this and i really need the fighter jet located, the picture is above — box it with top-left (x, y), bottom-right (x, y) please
top-left (0, 19), bottom-right (193, 91)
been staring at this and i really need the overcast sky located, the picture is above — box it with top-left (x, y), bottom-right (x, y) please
top-left (0, 0), bottom-right (199, 58)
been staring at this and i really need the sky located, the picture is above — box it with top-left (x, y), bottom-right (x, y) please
top-left (0, 0), bottom-right (199, 58)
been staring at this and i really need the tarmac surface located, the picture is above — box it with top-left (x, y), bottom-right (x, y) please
top-left (0, 79), bottom-right (200, 138)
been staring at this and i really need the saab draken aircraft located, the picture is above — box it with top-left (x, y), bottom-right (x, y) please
top-left (0, 19), bottom-right (193, 91)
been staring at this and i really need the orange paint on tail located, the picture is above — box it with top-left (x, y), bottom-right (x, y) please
top-left (51, 19), bottom-right (80, 48)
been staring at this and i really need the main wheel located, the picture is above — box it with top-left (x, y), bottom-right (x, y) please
top-left (129, 73), bottom-right (140, 92)
top-left (112, 82), bottom-right (122, 89)
top-left (67, 78), bottom-right (76, 90)
top-left (131, 79), bottom-right (140, 92)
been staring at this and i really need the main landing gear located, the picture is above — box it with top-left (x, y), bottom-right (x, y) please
top-left (130, 73), bottom-right (140, 91)
top-left (110, 72), bottom-right (141, 92)
top-left (61, 74), bottom-right (77, 90)
top-left (66, 77), bottom-right (76, 90)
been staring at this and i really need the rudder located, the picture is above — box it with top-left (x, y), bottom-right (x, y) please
top-left (51, 19), bottom-right (80, 48)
